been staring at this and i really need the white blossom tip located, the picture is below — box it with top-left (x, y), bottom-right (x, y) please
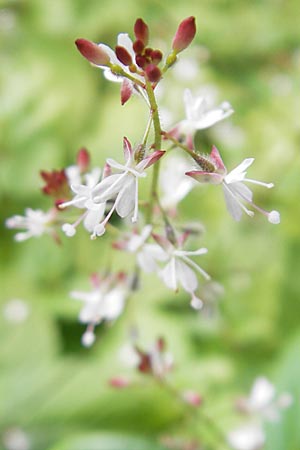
top-left (81, 330), bottom-right (96, 347)
top-left (268, 210), bottom-right (280, 224)
top-left (190, 297), bottom-right (203, 310)
top-left (267, 182), bottom-right (274, 189)
top-left (62, 223), bottom-right (76, 237)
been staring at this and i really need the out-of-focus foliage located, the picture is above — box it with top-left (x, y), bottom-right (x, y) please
top-left (1, 0), bottom-right (300, 449)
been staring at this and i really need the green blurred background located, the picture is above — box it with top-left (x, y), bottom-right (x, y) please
top-left (1, 0), bottom-right (300, 449)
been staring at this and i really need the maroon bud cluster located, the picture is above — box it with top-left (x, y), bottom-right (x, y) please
top-left (130, 18), bottom-right (163, 83)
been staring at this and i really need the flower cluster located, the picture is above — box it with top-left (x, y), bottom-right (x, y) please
top-left (5, 14), bottom-right (288, 450)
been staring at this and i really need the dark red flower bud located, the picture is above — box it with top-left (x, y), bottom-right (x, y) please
top-left (134, 18), bottom-right (149, 45)
top-left (121, 79), bottom-right (133, 105)
top-left (151, 49), bottom-right (163, 64)
top-left (75, 38), bottom-right (110, 65)
top-left (145, 64), bottom-right (161, 82)
top-left (172, 16), bottom-right (196, 53)
top-left (115, 45), bottom-right (133, 66)
top-left (133, 39), bottom-right (145, 55)
top-left (76, 147), bottom-right (90, 172)
top-left (135, 54), bottom-right (147, 69)
top-left (144, 47), bottom-right (153, 57)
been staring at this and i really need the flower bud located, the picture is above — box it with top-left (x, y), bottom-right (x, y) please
top-left (134, 18), bottom-right (149, 45)
top-left (135, 54), bottom-right (147, 69)
top-left (172, 16), bottom-right (196, 53)
top-left (133, 39), bottom-right (145, 55)
top-left (115, 45), bottom-right (133, 66)
top-left (151, 49), bottom-right (163, 64)
top-left (145, 64), bottom-right (161, 82)
top-left (76, 147), bottom-right (90, 172)
top-left (75, 38), bottom-right (110, 65)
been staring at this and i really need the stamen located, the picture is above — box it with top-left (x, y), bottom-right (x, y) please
top-left (243, 178), bottom-right (274, 189)
top-left (181, 255), bottom-right (211, 280)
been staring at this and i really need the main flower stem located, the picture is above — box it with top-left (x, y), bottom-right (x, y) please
top-left (145, 81), bottom-right (162, 223)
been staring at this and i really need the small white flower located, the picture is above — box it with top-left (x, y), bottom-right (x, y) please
top-left (6, 208), bottom-right (56, 241)
top-left (2, 427), bottom-right (30, 450)
top-left (227, 423), bottom-right (265, 450)
top-left (59, 167), bottom-right (106, 238)
top-left (70, 273), bottom-right (128, 346)
top-left (92, 138), bottom-right (164, 235)
top-left (239, 377), bottom-right (293, 422)
top-left (186, 146), bottom-right (280, 224)
top-left (140, 232), bottom-right (210, 308)
top-left (3, 299), bottom-right (29, 323)
top-left (169, 89), bottom-right (233, 147)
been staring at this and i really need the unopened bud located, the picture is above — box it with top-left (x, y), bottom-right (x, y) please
top-left (135, 54), bottom-right (147, 69)
top-left (75, 38), bottom-right (110, 65)
top-left (182, 390), bottom-right (203, 407)
top-left (145, 64), bottom-right (161, 82)
top-left (172, 17), bottom-right (196, 53)
top-left (151, 49), bottom-right (163, 64)
top-left (76, 147), bottom-right (90, 172)
top-left (133, 39), bottom-right (145, 55)
top-left (115, 45), bottom-right (133, 66)
top-left (134, 18), bottom-right (149, 45)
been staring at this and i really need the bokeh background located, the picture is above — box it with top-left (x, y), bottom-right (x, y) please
top-left (1, 0), bottom-right (300, 449)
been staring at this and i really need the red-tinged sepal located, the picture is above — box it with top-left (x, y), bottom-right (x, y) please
top-left (186, 170), bottom-right (223, 185)
top-left (115, 45), bottom-right (133, 66)
top-left (210, 145), bottom-right (226, 174)
top-left (139, 150), bottom-right (165, 170)
top-left (152, 232), bottom-right (173, 252)
top-left (75, 38), bottom-right (110, 66)
top-left (123, 136), bottom-right (133, 163)
top-left (121, 78), bottom-right (133, 105)
top-left (172, 16), bottom-right (196, 53)
top-left (76, 147), bottom-right (90, 172)
top-left (134, 18), bottom-right (149, 46)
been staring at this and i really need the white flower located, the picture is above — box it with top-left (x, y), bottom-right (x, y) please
top-left (6, 208), bottom-right (56, 241)
top-left (140, 232), bottom-right (210, 309)
top-left (169, 89), bottom-right (233, 146)
top-left (70, 274), bottom-right (128, 347)
top-left (186, 146), bottom-right (280, 224)
top-left (3, 299), bottom-right (29, 323)
top-left (160, 153), bottom-right (196, 209)
top-left (227, 423), bottom-right (265, 450)
top-left (59, 167), bottom-right (106, 238)
top-left (92, 138), bottom-right (164, 234)
top-left (98, 33), bottom-right (143, 84)
top-left (2, 427), bottom-right (30, 450)
top-left (239, 377), bottom-right (293, 422)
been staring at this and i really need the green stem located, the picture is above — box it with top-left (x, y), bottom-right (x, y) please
top-left (155, 376), bottom-right (230, 450)
top-left (145, 81), bottom-right (162, 223)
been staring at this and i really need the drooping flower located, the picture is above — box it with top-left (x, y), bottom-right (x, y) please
top-left (186, 145), bottom-right (280, 224)
top-left (70, 273), bottom-right (128, 347)
top-left (136, 231), bottom-right (210, 309)
top-left (237, 376), bottom-right (293, 422)
top-left (91, 138), bottom-right (164, 234)
top-left (169, 89), bottom-right (233, 147)
top-left (6, 208), bottom-right (57, 241)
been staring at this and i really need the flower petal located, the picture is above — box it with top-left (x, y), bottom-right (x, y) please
top-left (115, 177), bottom-right (135, 218)
top-left (176, 259), bottom-right (198, 292)
top-left (225, 158), bottom-right (254, 183)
